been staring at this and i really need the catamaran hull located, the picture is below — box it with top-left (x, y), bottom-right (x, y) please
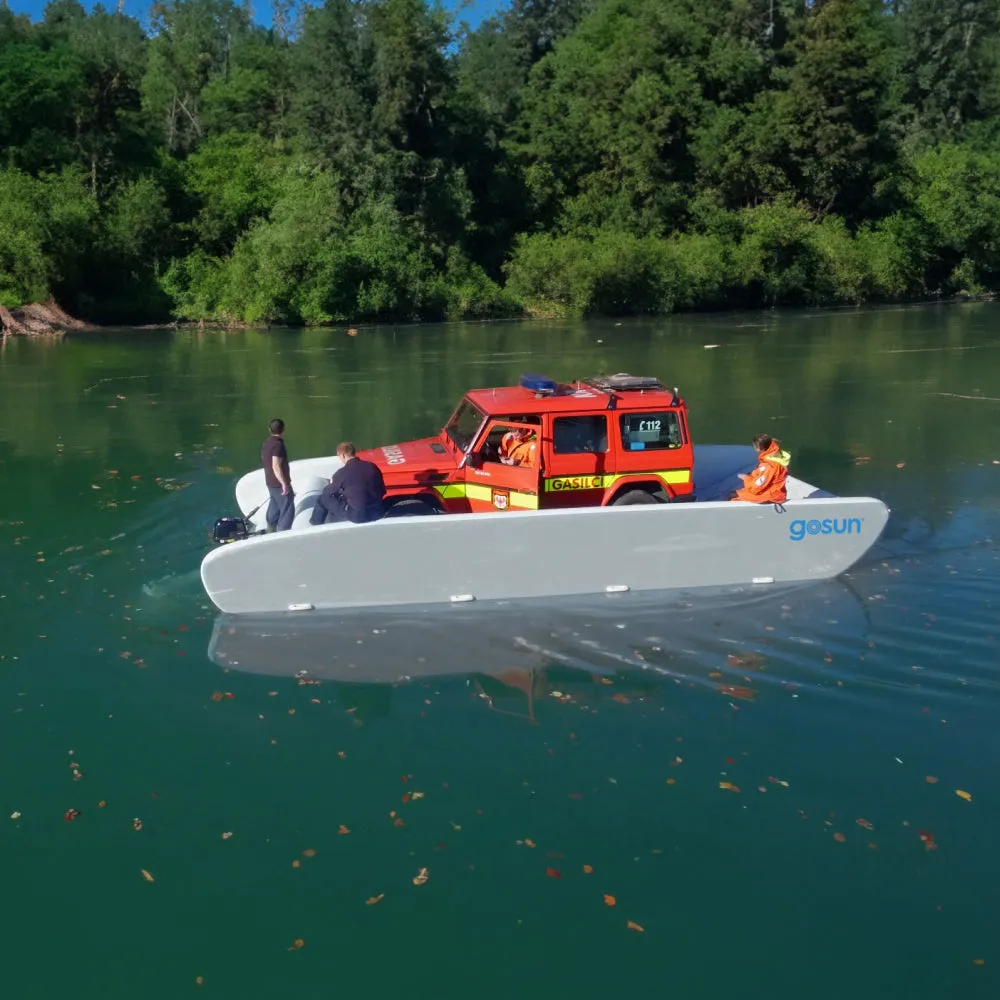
top-left (201, 477), bottom-right (889, 615)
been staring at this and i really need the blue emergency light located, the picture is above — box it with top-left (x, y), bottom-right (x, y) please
top-left (518, 373), bottom-right (559, 394)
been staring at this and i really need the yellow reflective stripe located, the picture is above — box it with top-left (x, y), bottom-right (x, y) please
top-left (433, 484), bottom-right (466, 500)
top-left (658, 469), bottom-right (692, 485)
top-left (544, 475), bottom-right (607, 492)
top-left (434, 482), bottom-right (539, 509)
top-left (544, 470), bottom-right (691, 492)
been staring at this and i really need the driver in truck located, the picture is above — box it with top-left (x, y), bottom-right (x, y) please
top-left (499, 427), bottom-right (537, 467)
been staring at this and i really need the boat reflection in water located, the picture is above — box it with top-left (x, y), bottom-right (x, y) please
top-left (207, 580), bottom-right (873, 722)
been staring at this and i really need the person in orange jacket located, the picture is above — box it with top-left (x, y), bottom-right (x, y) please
top-left (499, 427), bottom-right (537, 467)
top-left (729, 434), bottom-right (791, 503)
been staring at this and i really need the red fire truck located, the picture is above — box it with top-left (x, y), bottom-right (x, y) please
top-left (361, 372), bottom-right (696, 516)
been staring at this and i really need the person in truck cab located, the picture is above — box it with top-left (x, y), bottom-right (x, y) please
top-left (310, 441), bottom-right (386, 525)
top-left (729, 434), bottom-right (791, 503)
top-left (499, 427), bottom-right (537, 467)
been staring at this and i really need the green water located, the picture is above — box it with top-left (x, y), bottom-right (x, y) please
top-left (1, 305), bottom-right (999, 998)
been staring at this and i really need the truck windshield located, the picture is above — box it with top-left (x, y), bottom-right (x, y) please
top-left (444, 398), bottom-right (486, 452)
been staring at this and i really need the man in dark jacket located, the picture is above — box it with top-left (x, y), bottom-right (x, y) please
top-left (310, 441), bottom-right (386, 525)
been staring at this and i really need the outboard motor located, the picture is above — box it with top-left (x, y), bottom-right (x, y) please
top-left (212, 515), bottom-right (249, 544)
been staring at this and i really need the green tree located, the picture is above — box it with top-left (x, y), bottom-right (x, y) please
top-left (900, 0), bottom-right (1000, 142)
top-left (776, 0), bottom-right (897, 220)
top-left (142, 0), bottom-right (251, 153)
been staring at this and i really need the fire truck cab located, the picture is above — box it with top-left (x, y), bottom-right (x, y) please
top-left (363, 373), bottom-right (696, 516)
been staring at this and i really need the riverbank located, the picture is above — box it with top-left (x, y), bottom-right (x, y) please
top-left (3, 289), bottom-right (996, 340)
top-left (0, 300), bottom-right (92, 337)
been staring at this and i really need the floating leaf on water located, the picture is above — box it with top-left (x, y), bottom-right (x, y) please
top-left (64, 808), bottom-right (81, 823)
top-left (833, 833), bottom-right (846, 843)
top-left (718, 782), bottom-right (740, 793)
top-left (718, 684), bottom-right (757, 701)
top-left (973, 959), bottom-right (985, 966)
top-left (603, 894), bottom-right (616, 906)
top-left (583, 865), bottom-right (594, 874)
top-left (545, 867), bottom-right (562, 879)
top-left (666, 778), bottom-right (676, 785)
top-left (955, 789), bottom-right (972, 802)
top-left (302, 848), bottom-right (317, 857)
top-left (412, 867), bottom-right (429, 885)
top-left (611, 694), bottom-right (630, 704)
top-left (366, 894), bottom-right (384, 906)
top-left (411, 792), bottom-right (425, 801)
top-left (210, 692), bottom-right (224, 702)
top-left (393, 818), bottom-right (405, 827)
top-left (292, 860), bottom-right (301, 868)
top-left (140, 869), bottom-right (155, 882)
top-left (524, 838), bottom-right (536, 848)
top-left (133, 818), bottom-right (143, 832)
top-left (195, 976), bottom-right (204, 986)
top-left (221, 831), bottom-right (233, 840)
top-left (918, 830), bottom-right (938, 851)
top-left (925, 775), bottom-right (939, 784)
top-left (337, 751), bottom-right (347, 758)
top-left (337, 825), bottom-right (350, 835)
top-left (627, 921), bottom-right (644, 933)
top-left (856, 818), bottom-right (874, 831)
top-left (10, 811), bottom-right (21, 820)
top-left (288, 939), bottom-right (305, 951)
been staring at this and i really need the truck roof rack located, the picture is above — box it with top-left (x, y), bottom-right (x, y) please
top-left (583, 373), bottom-right (664, 392)
top-left (578, 373), bottom-right (679, 409)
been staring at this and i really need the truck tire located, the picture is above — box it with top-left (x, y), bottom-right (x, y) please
top-left (384, 497), bottom-right (442, 518)
top-left (612, 489), bottom-right (661, 506)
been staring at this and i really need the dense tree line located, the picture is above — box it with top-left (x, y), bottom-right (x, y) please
top-left (2, 0), bottom-right (1000, 324)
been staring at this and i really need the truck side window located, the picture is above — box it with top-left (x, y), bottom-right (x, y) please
top-left (552, 416), bottom-right (608, 454)
top-left (619, 412), bottom-right (682, 450)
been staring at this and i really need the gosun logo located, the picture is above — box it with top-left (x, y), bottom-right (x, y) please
top-left (790, 517), bottom-right (864, 541)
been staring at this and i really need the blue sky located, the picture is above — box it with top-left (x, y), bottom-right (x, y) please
top-left (5, 0), bottom-right (504, 29)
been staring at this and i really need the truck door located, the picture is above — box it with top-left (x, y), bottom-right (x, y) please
top-left (464, 419), bottom-right (542, 512)
top-left (540, 413), bottom-right (610, 509)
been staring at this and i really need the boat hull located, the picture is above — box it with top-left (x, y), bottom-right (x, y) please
top-left (201, 487), bottom-right (889, 615)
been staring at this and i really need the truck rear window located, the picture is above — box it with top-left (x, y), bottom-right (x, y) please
top-left (619, 411), bottom-right (682, 450)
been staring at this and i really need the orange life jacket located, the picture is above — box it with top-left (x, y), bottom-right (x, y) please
top-left (731, 441), bottom-right (791, 503)
top-left (500, 432), bottom-right (536, 467)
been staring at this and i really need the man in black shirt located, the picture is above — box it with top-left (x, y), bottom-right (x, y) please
top-left (310, 441), bottom-right (386, 525)
top-left (261, 418), bottom-right (295, 531)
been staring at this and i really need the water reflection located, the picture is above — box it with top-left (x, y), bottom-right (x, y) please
top-left (207, 581), bottom-right (873, 712)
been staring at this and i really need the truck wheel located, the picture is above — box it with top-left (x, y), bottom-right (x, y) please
top-left (384, 498), bottom-right (442, 518)
top-left (612, 489), bottom-right (661, 506)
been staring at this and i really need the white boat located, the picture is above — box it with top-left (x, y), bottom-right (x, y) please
top-left (200, 442), bottom-right (889, 615)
